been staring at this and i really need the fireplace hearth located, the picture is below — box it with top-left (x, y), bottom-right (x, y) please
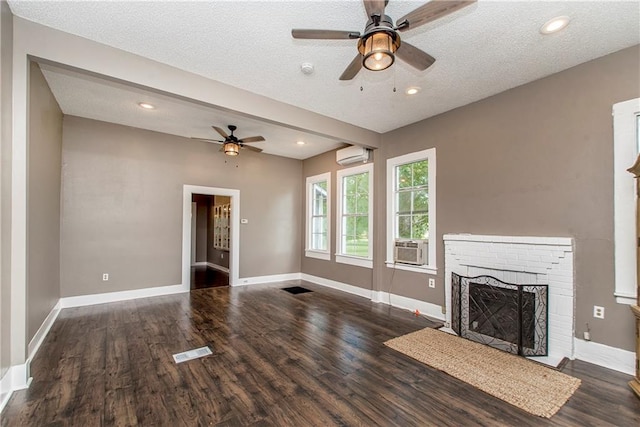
top-left (452, 273), bottom-right (548, 356)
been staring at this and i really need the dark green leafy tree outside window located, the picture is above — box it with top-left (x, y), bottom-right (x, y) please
top-left (395, 160), bottom-right (429, 240)
top-left (342, 172), bottom-right (369, 257)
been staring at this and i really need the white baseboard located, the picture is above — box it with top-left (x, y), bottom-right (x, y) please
top-left (235, 273), bottom-right (302, 286)
top-left (0, 362), bottom-right (31, 413)
top-left (372, 290), bottom-right (445, 321)
top-left (59, 284), bottom-right (187, 308)
top-left (301, 273), bottom-right (372, 299)
top-left (574, 338), bottom-right (635, 375)
top-left (206, 262), bottom-right (229, 273)
top-left (301, 274), bottom-right (446, 321)
top-left (28, 301), bottom-right (61, 359)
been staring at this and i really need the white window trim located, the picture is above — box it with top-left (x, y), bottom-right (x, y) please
top-left (386, 148), bottom-right (437, 274)
top-left (305, 172), bottom-right (331, 261)
top-left (613, 98), bottom-right (640, 305)
top-left (335, 163), bottom-right (373, 269)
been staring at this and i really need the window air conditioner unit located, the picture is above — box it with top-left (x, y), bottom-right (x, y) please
top-left (393, 239), bottom-right (427, 265)
top-left (336, 145), bottom-right (371, 166)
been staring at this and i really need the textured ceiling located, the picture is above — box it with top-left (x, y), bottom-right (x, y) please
top-left (8, 1), bottom-right (640, 152)
top-left (38, 64), bottom-right (347, 160)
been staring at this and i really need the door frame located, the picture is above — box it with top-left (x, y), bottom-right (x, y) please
top-left (182, 185), bottom-right (240, 289)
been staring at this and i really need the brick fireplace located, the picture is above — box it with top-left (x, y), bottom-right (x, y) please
top-left (443, 234), bottom-right (575, 366)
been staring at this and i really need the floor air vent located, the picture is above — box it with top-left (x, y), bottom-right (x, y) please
top-left (282, 286), bottom-right (313, 295)
top-left (172, 346), bottom-right (212, 364)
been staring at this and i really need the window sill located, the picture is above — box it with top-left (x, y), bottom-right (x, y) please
top-left (305, 250), bottom-right (330, 261)
top-left (614, 292), bottom-right (637, 305)
top-left (336, 255), bottom-right (373, 269)
top-left (385, 261), bottom-right (437, 275)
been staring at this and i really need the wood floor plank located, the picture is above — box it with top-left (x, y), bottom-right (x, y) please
top-left (2, 281), bottom-right (639, 426)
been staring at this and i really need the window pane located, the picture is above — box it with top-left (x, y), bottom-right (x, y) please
top-left (312, 232), bottom-right (326, 251)
top-left (397, 191), bottom-right (411, 214)
top-left (345, 175), bottom-right (357, 195)
top-left (398, 215), bottom-right (412, 239)
top-left (356, 172), bottom-right (369, 193)
top-left (344, 216), bottom-right (356, 236)
top-left (355, 216), bottom-right (368, 240)
top-left (356, 194), bottom-right (368, 214)
top-left (344, 195), bottom-right (357, 214)
top-left (397, 164), bottom-right (412, 189)
top-left (345, 235), bottom-right (368, 257)
top-left (312, 217), bottom-right (326, 234)
top-left (413, 190), bottom-right (429, 213)
top-left (412, 160), bottom-right (428, 187)
top-left (411, 214), bottom-right (429, 239)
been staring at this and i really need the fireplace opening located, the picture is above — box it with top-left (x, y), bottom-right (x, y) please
top-left (452, 273), bottom-right (548, 356)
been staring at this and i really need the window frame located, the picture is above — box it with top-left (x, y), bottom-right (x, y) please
top-left (386, 148), bottom-right (437, 274)
top-left (613, 98), bottom-right (640, 305)
top-left (335, 163), bottom-right (374, 268)
top-left (305, 172), bottom-right (331, 260)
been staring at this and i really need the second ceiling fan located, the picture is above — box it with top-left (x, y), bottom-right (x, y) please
top-left (292, 0), bottom-right (476, 80)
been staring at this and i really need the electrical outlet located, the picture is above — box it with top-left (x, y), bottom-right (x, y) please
top-left (428, 278), bottom-right (435, 288)
top-left (593, 305), bottom-right (605, 319)
top-left (102, 273), bottom-right (109, 281)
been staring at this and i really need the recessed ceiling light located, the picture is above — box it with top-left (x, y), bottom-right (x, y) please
top-left (296, 140), bottom-right (306, 145)
top-left (138, 102), bottom-right (156, 110)
top-left (406, 87), bottom-right (421, 95)
top-left (540, 16), bottom-right (570, 35)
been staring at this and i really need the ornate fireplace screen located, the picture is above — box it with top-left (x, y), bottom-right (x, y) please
top-left (451, 273), bottom-right (548, 356)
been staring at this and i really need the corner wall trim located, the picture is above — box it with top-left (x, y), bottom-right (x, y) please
top-left (574, 338), bottom-right (635, 375)
top-left (235, 273), bottom-right (302, 286)
top-left (59, 284), bottom-right (187, 308)
top-left (0, 363), bottom-right (31, 413)
top-left (28, 301), bottom-right (61, 359)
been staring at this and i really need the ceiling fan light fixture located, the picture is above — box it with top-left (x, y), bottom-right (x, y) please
top-left (224, 142), bottom-right (240, 156)
top-left (358, 30), bottom-right (400, 71)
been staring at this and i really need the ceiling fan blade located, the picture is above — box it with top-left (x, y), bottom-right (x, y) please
top-left (396, 42), bottom-right (435, 71)
top-left (339, 54), bottom-right (363, 81)
top-left (396, 0), bottom-right (476, 32)
top-left (212, 126), bottom-right (228, 138)
top-left (241, 145), bottom-right (263, 153)
top-left (191, 137), bottom-right (224, 144)
top-left (239, 136), bottom-right (265, 143)
top-left (363, 0), bottom-right (386, 18)
top-left (292, 29), bottom-right (360, 40)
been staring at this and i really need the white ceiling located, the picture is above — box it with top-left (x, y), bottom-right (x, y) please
top-left (8, 0), bottom-right (640, 158)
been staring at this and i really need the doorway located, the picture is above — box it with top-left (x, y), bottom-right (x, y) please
top-left (190, 194), bottom-right (230, 289)
top-left (182, 185), bottom-right (240, 291)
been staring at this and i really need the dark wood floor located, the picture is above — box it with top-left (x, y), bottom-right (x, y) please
top-left (190, 265), bottom-right (229, 289)
top-left (2, 281), bottom-right (639, 426)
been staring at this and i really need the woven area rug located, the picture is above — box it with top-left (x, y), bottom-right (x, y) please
top-left (384, 328), bottom-right (581, 418)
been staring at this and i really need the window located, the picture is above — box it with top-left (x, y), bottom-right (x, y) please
top-left (386, 148), bottom-right (436, 273)
top-left (613, 98), bottom-right (640, 305)
top-left (336, 164), bottom-right (373, 268)
top-left (305, 172), bottom-right (331, 260)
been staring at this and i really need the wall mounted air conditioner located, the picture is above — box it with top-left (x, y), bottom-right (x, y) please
top-left (336, 145), bottom-right (371, 165)
top-left (393, 239), bottom-right (427, 265)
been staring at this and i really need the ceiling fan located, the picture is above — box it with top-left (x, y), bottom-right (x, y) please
top-left (292, 0), bottom-right (476, 80)
top-left (192, 125), bottom-right (265, 156)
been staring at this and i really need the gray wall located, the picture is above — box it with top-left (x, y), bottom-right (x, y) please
top-left (301, 45), bottom-right (640, 352)
top-left (301, 150), bottom-right (375, 290)
top-left (27, 62), bottom-right (62, 342)
top-left (60, 116), bottom-right (302, 296)
top-left (0, 0), bottom-right (12, 380)
top-left (376, 45), bottom-right (640, 351)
